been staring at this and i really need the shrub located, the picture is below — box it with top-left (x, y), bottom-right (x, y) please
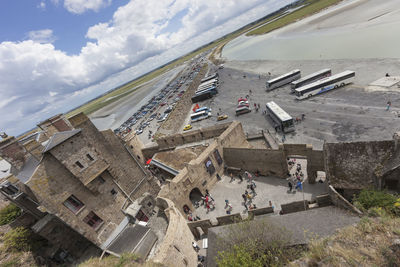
top-left (3, 227), bottom-right (32, 252)
top-left (353, 189), bottom-right (399, 216)
top-left (0, 203), bottom-right (22, 225)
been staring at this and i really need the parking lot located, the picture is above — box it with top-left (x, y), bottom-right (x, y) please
top-left (183, 59), bottom-right (400, 150)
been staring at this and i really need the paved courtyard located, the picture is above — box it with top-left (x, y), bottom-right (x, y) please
top-left (192, 172), bottom-right (327, 221)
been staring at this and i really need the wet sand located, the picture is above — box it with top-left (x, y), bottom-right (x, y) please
top-left (222, 0), bottom-right (400, 60)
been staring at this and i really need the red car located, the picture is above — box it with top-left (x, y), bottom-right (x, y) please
top-left (238, 97), bottom-right (248, 102)
top-left (160, 102), bottom-right (167, 106)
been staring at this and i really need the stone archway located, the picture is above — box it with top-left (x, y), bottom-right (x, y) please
top-left (189, 187), bottom-right (203, 206)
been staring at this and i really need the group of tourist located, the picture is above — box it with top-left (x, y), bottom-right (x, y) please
top-left (287, 158), bottom-right (304, 193)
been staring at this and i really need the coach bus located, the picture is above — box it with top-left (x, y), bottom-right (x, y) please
top-left (197, 82), bottom-right (218, 91)
top-left (191, 110), bottom-right (211, 122)
top-left (235, 106), bottom-right (251, 116)
top-left (265, 101), bottom-right (295, 133)
top-left (195, 86), bottom-right (218, 95)
top-left (266, 69), bottom-right (301, 91)
top-left (201, 73), bottom-right (218, 83)
top-left (290, 69), bottom-right (331, 92)
top-left (200, 78), bottom-right (219, 87)
top-left (294, 70), bottom-right (355, 100)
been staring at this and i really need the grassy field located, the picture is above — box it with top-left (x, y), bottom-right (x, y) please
top-left (247, 0), bottom-right (343, 36)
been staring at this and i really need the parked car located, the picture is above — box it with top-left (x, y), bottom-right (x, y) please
top-left (183, 124), bottom-right (192, 131)
top-left (217, 115), bottom-right (228, 121)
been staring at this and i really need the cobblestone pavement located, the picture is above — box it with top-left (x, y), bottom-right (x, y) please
top-left (192, 171), bottom-right (327, 222)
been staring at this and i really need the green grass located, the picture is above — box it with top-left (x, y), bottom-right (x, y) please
top-left (247, 0), bottom-right (343, 36)
top-left (0, 204), bottom-right (21, 226)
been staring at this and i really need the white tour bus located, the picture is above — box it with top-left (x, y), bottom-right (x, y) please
top-left (266, 69), bottom-right (301, 91)
top-left (190, 110), bottom-right (211, 122)
top-left (200, 78), bottom-right (219, 87)
top-left (290, 69), bottom-right (331, 92)
top-left (294, 70), bottom-right (355, 100)
top-left (201, 73), bottom-right (218, 83)
top-left (265, 101), bottom-right (295, 133)
top-left (197, 82), bottom-right (218, 92)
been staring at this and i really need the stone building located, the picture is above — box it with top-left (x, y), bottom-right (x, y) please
top-left (0, 113), bottom-right (161, 259)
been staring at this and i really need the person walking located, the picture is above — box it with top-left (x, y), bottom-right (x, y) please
top-left (230, 172), bottom-right (235, 182)
top-left (250, 183), bottom-right (256, 196)
top-left (226, 203), bottom-right (233, 214)
top-left (238, 174), bottom-right (243, 182)
top-left (288, 181), bottom-right (293, 192)
top-left (386, 101), bottom-right (392, 111)
top-left (206, 189), bottom-right (214, 201)
top-left (242, 193), bottom-right (247, 203)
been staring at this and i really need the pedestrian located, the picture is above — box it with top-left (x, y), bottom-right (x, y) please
top-left (217, 112), bottom-right (220, 116)
top-left (251, 180), bottom-right (256, 188)
top-left (206, 189), bottom-right (214, 201)
top-left (288, 181), bottom-right (293, 192)
top-left (230, 172), bottom-right (235, 182)
top-left (386, 101), bottom-right (391, 111)
top-left (246, 193), bottom-right (253, 202)
top-left (250, 184), bottom-right (256, 195)
top-left (249, 89), bottom-right (252, 94)
top-left (206, 202), bottom-right (210, 213)
top-left (254, 103), bottom-right (257, 109)
top-left (226, 203), bottom-right (233, 214)
top-left (269, 200), bottom-right (274, 210)
top-left (257, 103), bottom-right (260, 109)
top-left (242, 193), bottom-right (247, 203)
top-left (225, 199), bottom-right (229, 208)
top-left (301, 114), bottom-right (305, 120)
top-left (282, 134), bottom-right (286, 142)
top-left (192, 241), bottom-right (200, 252)
top-left (238, 174), bottom-right (243, 182)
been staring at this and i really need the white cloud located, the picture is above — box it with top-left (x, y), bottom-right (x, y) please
top-left (37, 1), bottom-right (46, 10)
top-left (51, 0), bottom-right (60, 5)
top-left (64, 0), bottom-right (112, 14)
top-left (0, 0), bottom-right (292, 135)
top-left (27, 29), bottom-right (56, 44)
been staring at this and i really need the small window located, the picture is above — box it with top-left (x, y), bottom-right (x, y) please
top-left (147, 201), bottom-right (152, 207)
top-left (111, 189), bottom-right (117, 195)
top-left (64, 195), bottom-right (84, 214)
top-left (83, 211), bottom-right (103, 230)
top-left (97, 176), bottom-right (105, 184)
top-left (76, 161), bottom-right (84, 169)
top-left (86, 154), bottom-right (94, 161)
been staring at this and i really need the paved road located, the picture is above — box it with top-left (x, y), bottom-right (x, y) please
top-left (187, 61), bottom-right (400, 150)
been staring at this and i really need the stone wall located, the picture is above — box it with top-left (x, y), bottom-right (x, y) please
top-left (27, 154), bottom-right (128, 246)
top-left (328, 185), bottom-right (363, 215)
top-left (224, 148), bottom-right (287, 177)
top-left (156, 122), bottom-right (232, 150)
top-left (158, 121), bottom-right (250, 213)
top-left (324, 140), bottom-right (395, 190)
top-left (152, 197), bottom-right (197, 267)
top-left (26, 113), bottom-right (160, 247)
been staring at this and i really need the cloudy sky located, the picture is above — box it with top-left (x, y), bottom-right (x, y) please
top-left (0, 0), bottom-right (291, 135)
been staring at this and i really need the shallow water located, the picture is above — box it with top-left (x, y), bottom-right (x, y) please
top-left (223, 19), bottom-right (400, 61)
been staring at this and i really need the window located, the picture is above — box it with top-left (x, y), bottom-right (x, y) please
top-left (204, 157), bottom-right (215, 175)
top-left (147, 202), bottom-right (152, 207)
top-left (97, 176), bottom-right (105, 184)
top-left (63, 195), bottom-right (84, 214)
top-left (75, 161), bottom-right (84, 169)
top-left (83, 211), bottom-right (103, 230)
top-left (213, 149), bottom-right (223, 165)
top-left (110, 189), bottom-right (117, 195)
top-left (1, 184), bottom-right (19, 196)
top-left (86, 154), bottom-right (94, 161)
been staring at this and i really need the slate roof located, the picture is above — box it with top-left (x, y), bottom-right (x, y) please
top-left (42, 129), bottom-right (81, 153)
